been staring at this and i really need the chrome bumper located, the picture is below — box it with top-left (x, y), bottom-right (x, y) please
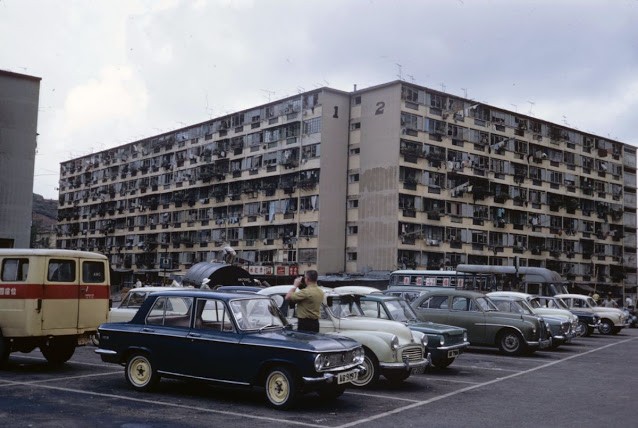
top-left (437, 341), bottom-right (470, 351)
top-left (302, 364), bottom-right (365, 384)
top-left (527, 338), bottom-right (552, 349)
top-left (379, 353), bottom-right (431, 371)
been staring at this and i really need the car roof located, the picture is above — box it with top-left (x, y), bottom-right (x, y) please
top-left (488, 291), bottom-right (532, 299)
top-left (126, 286), bottom-right (191, 293)
top-left (415, 288), bottom-right (486, 298)
top-left (148, 289), bottom-right (270, 301)
top-left (332, 285), bottom-right (384, 295)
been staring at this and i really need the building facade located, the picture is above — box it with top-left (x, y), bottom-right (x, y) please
top-left (0, 70), bottom-right (41, 248)
top-left (56, 80), bottom-right (637, 294)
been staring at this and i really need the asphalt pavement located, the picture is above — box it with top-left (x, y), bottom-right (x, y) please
top-left (1, 328), bottom-right (637, 428)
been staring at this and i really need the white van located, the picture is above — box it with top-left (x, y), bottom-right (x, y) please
top-left (0, 249), bottom-right (110, 366)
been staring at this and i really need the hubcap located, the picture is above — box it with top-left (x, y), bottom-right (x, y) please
top-left (129, 357), bottom-right (151, 387)
top-left (504, 334), bottom-right (519, 351)
top-left (267, 372), bottom-right (289, 404)
top-left (351, 356), bottom-right (373, 386)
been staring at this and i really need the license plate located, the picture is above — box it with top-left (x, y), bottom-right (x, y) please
top-left (447, 349), bottom-right (460, 358)
top-left (411, 365), bottom-right (425, 375)
top-left (337, 369), bottom-right (358, 384)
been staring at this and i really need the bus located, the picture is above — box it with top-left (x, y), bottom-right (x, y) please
top-left (389, 265), bottom-right (568, 296)
top-left (455, 264), bottom-right (569, 296)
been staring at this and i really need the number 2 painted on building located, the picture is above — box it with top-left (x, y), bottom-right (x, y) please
top-left (375, 101), bottom-right (385, 115)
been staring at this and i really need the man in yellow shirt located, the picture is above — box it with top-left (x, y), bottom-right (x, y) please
top-left (285, 270), bottom-right (324, 333)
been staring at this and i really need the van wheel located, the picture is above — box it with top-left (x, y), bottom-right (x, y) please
top-left (0, 333), bottom-right (10, 368)
top-left (40, 337), bottom-right (76, 365)
top-left (126, 353), bottom-right (160, 391)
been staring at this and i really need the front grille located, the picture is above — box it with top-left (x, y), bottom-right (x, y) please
top-left (324, 350), bottom-right (357, 368)
top-left (445, 332), bottom-right (465, 346)
top-left (400, 346), bottom-right (424, 362)
top-left (561, 322), bottom-right (570, 334)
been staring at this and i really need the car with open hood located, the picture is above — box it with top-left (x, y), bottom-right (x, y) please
top-left (258, 285), bottom-right (429, 387)
top-left (95, 289), bottom-right (365, 409)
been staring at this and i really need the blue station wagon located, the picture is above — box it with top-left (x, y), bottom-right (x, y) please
top-left (95, 290), bottom-right (364, 409)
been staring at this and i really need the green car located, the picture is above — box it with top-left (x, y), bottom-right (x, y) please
top-left (409, 288), bottom-right (552, 356)
top-left (334, 286), bottom-right (469, 368)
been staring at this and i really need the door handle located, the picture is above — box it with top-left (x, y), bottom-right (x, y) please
top-left (141, 328), bottom-right (155, 333)
top-left (189, 332), bottom-right (201, 338)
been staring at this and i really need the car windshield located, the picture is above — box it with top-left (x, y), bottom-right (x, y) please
top-left (476, 297), bottom-right (499, 311)
top-left (385, 299), bottom-right (419, 322)
top-left (229, 298), bottom-right (287, 331)
top-left (514, 299), bottom-right (535, 315)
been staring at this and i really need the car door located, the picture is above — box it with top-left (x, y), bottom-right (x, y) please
top-left (42, 257), bottom-right (79, 332)
top-left (413, 294), bottom-right (451, 324)
top-left (182, 297), bottom-right (242, 382)
top-left (140, 296), bottom-right (193, 374)
top-left (449, 296), bottom-right (487, 344)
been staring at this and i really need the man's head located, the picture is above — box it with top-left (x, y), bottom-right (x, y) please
top-left (305, 270), bottom-right (318, 284)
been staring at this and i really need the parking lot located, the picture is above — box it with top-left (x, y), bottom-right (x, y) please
top-left (1, 329), bottom-right (637, 428)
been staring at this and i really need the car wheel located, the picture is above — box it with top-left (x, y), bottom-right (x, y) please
top-left (349, 349), bottom-right (379, 387)
top-left (40, 337), bottom-right (76, 366)
top-left (317, 384), bottom-right (346, 401)
top-left (125, 353), bottom-right (160, 391)
top-left (384, 370), bottom-right (411, 384)
top-left (576, 321), bottom-right (588, 337)
top-left (598, 319), bottom-right (613, 335)
top-left (497, 330), bottom-right (524, 356)
top-left (0, 332), bottom-right (10, 368)
top-left (265, 366), bottom-right (298, 409)
top-left (431, 357), bottom-right (455, 369)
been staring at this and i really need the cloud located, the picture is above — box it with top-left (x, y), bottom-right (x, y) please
top-left (63, 65), bottom-right (148, 136)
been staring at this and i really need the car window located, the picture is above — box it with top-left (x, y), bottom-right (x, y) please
top-left (419, 295), bottom-right (448, 309)
top-left (47, 259), bottom-right (76, 282)
top-left (123, 291), bottom-right (148, 308)
top-left (1, 258), bottom-right (29, 282)
top-left (228, 298), bottom-right (285, 331)
top-left (195, 298), bottom-right (234, 332)
top-left (404, 292), bottom-right (423, 303)
top-left (451, 297), bottom-right (469, 311)
top-left (360, 300), bottom-right (387, 318)
top-left (474, 297), bottom-right (495, 311)
top-left (146, 296), bottom-right (193, 327)
top-left (493, 300), bottom-right (511, 312)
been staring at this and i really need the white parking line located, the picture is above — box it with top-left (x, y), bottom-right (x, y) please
top-left (336, 337), bottom-right (637, 428)
top-left (0, 380), bottom-right (326, 428)
top-left (344, 391), bottom-right (420, 403)
top-left (422, 377), bottom-right (480, 385)
top-left (452, 364), bottom-right (520, 372)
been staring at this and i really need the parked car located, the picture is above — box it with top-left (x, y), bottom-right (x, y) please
top-left (555, 294), bottom-right (628, 335)
top-left (109, 286), bottom-right (191, 322)
top-left (487, 292), bottom-right (578, 347)
top-left (487, 295), bottom-right (569, 349)
top-left (333, 286), bottom-right (469, 368)
top-left (95, 290), bottom-right (365, 409)
top-left (258, 285), bottom-right (430, 387)
top-left (529, 295), bottom-right (600, 337)
top-left (410, 289), bottom-right (552, 356)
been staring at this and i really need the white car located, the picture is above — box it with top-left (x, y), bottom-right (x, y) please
top-left (258, 285), bottom-right (430, 387)
top-left (109, 287), bottom-right (190, 322)
top-left (555, 294), bottom-right (628, 335)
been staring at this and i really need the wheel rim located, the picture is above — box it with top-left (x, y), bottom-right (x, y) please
top-left (502, 334), bottom-right (520, 353)
top-left (351, 355), bottom-right (374, 386)
top-left (266, 371), bottom-right (290, 405)
top-left (128, 356), bottom-right (152, 387)
top-left (599, 321), bottom-right (612, 334)
top-left (576, 322), bottom-right (587, 337)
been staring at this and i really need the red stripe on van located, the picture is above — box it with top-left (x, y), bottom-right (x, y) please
top-left (0, 283), bottom-right (110, 300)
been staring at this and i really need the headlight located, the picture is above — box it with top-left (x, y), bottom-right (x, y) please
top-left (463, 331), bottom-right (468, 342)
top-left (354, 347), bottom-right (365, 364)
top-left (314, 354), bottom-right (326, 371)
top-left (439, 336), bottom-right (445, 346)
top-left (421, 334), bottom-right (428, 347)
top-left (391, 335), bottom-right (400, 350)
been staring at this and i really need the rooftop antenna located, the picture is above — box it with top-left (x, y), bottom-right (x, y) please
top-left (260, 89), bottom-right (276, 102)
top-left (395, 63), bottom-right (403, 80)
top-left (407, 74), bottom-right (415, 83)
top-left (527, 100), bottom-right (535, 116)
top-left (562, 115), bottom-right (569, 126)
top-left (440, 83), bottom-right (446, 92)
top-left (461, 88), bottom-right (468, 99)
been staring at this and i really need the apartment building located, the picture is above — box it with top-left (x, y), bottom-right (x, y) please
top-left (0, 70), bottom-right (41, 248)
top-left (56, 80), bottom-right (637, 293)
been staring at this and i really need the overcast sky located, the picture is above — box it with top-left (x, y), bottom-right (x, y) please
top-left (2, 0), bottom-right (637, 199)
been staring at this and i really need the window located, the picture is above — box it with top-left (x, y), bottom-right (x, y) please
top-left (353, 96), bottom-right (361, 105)
top-left (347, 225), bottom-right (358, 235)
top-left (82, 261), bottom-right (105, 283)
top-left (303, 117), bottom-right (321, 134)
top-left (360, 300), bottom-right (387, 318)
top-left (351, 122), bottom-right (361, 130)
top-left (418, 295), bottom-right (449, 309)
top-left (47, 259), bottom-right (76, 282)
top-left (146, 296), bottom-right (193, 326)
top-left (195, 298), bottom-right (234, 332)
top-left (347, 199), bottom-right (359, 209)
top-left (347, 252), bottom-right (358, 261)
top-left (349, 147), bottom-right (360, 155)
top-left (451, 297), bottom-right (469, 311)
top-left (349, 173), bottom-right (359, 183)
top-left (1, 258), bottom-right (29, 282)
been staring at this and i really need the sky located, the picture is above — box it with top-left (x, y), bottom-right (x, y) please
top-left (1, 0), bottom-right (638, 199)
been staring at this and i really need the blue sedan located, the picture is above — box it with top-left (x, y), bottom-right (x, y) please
top-left (95, 290), bottom-right (364, 409)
